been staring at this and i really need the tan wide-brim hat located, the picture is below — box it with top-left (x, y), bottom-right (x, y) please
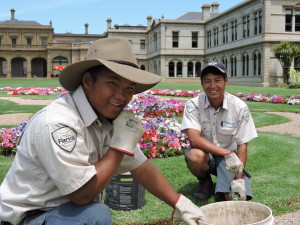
top-left (59, 37), bottom-right (162, 94)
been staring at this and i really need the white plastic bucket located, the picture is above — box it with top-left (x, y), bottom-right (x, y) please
top-left (199, 201), bottom-right (274, 225)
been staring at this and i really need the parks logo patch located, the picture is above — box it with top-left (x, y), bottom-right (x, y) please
top-left (52, 127), bottom-right (77, 152)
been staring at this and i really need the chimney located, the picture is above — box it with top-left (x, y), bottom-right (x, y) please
top-left (10, 8), bottom-right (15, 21)
top-left (201, 4), bottom-right (211, 20)
top-left (106, 18), bottom-right (112, 29)
top-left (147, 16), bottom-right (152, 29)
top-left (211, 2), bottom-right (220, 13)
top-left (84, 23), bottom-right (89, 34)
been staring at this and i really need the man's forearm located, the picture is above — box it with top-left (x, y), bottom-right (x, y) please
top-left (237, 143), bottom-right (248, 166)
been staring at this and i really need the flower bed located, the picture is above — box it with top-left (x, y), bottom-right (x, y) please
top-left (1, 87), bottom-right (300, 158)
top-left (0, 93), bottom-right (188, 159)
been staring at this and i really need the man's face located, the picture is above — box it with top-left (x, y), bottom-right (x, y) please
top-left (201, 73), bottom-right (228, 104)
top-left (82, 67), bottom-right (136, 119)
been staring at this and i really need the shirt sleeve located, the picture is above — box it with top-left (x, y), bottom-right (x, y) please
top-left (235, 107), bottom-right (258, 145)
top-left (34, 122), bottom-right (97, 195)
top-left (180, 100), bottom-right (201, 133)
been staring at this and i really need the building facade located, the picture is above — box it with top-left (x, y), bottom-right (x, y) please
top-left (0, 9), bottom-right (104, 78)
top-left (107, 0), bottom-right (300, 86)
top-left (1, 0), bottom-right (300, 86)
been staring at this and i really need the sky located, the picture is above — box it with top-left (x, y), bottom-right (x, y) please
top-left (1, 0), bottom-right (245, 34)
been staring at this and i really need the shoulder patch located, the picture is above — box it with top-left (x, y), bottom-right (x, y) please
top-left (186, 101), bottom-right (196, 113)
top-left (51, 127), bottom-right (77, 152)
top-left (243, 109), bottom-right (250, 122)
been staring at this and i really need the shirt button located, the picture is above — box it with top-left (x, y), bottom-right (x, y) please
top-left (213, 123), bottom-right (215, 125)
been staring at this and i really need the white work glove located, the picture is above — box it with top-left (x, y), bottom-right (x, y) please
top-left (224, 152), bottom-right (244, 178)
top-left (172, 194), bottom-right (207, 225)
top-left (231, 178), bottom-right (247, 201)
top-left (109, 110), bottom-right (145, 156)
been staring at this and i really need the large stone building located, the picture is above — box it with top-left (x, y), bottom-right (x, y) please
top-left (1, 0), bottom-right (300, 86)
top-left (0, 9), bottom-right (104, 78)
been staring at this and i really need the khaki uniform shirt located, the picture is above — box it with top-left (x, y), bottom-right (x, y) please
top-left (0, 86), bottom-right (147, 225)
top-left (181, 92), bottom-right (257, 150)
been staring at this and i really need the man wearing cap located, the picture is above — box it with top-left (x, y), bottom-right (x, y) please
top-left (181, 62), bottom-right (257, 202)
top-left (0, 38), bottom-right (205, 225)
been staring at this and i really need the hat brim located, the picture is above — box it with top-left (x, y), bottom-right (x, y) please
top-left (59, 59), bottom-right (162, 94)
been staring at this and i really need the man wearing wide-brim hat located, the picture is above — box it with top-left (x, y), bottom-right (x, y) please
top-left (0, 38), bottom-right (206, 225)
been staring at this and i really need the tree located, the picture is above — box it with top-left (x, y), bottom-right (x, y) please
top-left (273, 41), bottom-right (300, 84)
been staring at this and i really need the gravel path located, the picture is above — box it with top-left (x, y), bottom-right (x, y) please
top-left (0, 97), bottom-right (299, 224)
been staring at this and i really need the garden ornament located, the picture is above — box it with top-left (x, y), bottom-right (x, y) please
top-left (109, 110), bottom-right (145, 156)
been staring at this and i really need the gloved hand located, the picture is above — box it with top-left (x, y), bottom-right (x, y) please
top-left (231, 178), bottom-right (246, 201)
top-left (109, 110), bottom-right (145, 156)
top-left (224, 151), bottom-right (244, 178)
top-left (172, 194), bottom-right (207, 225)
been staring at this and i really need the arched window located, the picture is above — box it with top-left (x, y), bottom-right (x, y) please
top-left (222, 58), bottom-right (228, 70)
top-left (246, 54), bottom-right (249, 76)
top-left (11, 57), bottom-right (26, 77)
top-left (258, 53), bottom-right (261, 75)
top-left (195, 62), bottom-right (201, 77)
top-left (169, 62), bottom-right (175, 77)
top-left (0, 58), bottom-right (7, 76)
top-left (242, 55), bottom-right (246, 76)
top-left (177, 62), bottom-right (182, 77)
top-left (188, 62), bottom-right (193, 77)
top-left (231, 57), bottom-right (236, 77)
top-left (254, 54), bottom-right (257, 75)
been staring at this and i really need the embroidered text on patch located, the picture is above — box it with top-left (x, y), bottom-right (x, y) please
top-left (52, 127), bottom-right (77, 152)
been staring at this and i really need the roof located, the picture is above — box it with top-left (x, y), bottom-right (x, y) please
top-left (176, 12), bottom-right (220, 20)
top-left (0, 20), bottom-right (41, 26)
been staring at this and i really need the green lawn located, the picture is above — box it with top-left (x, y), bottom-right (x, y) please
top-left (0, 78), bottom-right (300, 224)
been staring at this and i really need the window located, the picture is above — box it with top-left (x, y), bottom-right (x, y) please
top-left (285, 9), bottom-right (300, 32)
top-left (27, 37), bottom-right (32, 46)
top-left (231, 57), bottom-right (236, 77)
top-left (259, 11), bottom-right (262, 33)
top-left (207, 31), bottom-right (212, 48)
top-left (195, 62), bottom-right (201, 77)
top-left (213, 28), bottom-right (218, 46)
top-left (222, 24), bottom-right (228, 43)
top-left (296, 10), bottom-right (300, 32)
top-left (42, 38), bottom-right (47, 46)
top-left (231, 20), bottom-right (237, 41)
top-left (243, 16), bottom-right (250, 38)
top-left (285, 9), bottom-right (292, 32)
top-left (140, 65), bottom-right (145, 70)
top-left (222, 58), bottom-right (228, 69)
top-left (242, 54), bottom-right (249, 76)
top-left (176, 62), bottom-right (182, 77)
top-left (258, 53), bottom-right (261, 75)
top-left (254, 12), bottom-right (258, 34)
top-left (140, 39), bottom-right (145, 50)
top-left (12, 37), bottom-right (17, 47)
top-left (169, 62), bottom-right (175, 77)
top-left (192, 32), bottom-right (198, 48)
top-left (188, 62), bottom-right (193, 77)
top-left (172, 32), bottom-right (179, 48)
top-left (254, 54), bottom-right (257, 75)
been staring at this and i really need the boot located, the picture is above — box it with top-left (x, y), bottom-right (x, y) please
top-left (194, 174), bottom-right (213, 201)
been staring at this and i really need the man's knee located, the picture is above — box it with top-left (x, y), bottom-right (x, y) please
top-left (187, 149), bottom-right (207, 164)
top-left (85, 202), bottom-right (112, 224)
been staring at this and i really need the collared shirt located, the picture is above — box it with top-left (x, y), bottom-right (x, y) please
top-left (181, 92), bottom-right (257, 151)
top-left (0, 86), bottom-right (147, 225)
